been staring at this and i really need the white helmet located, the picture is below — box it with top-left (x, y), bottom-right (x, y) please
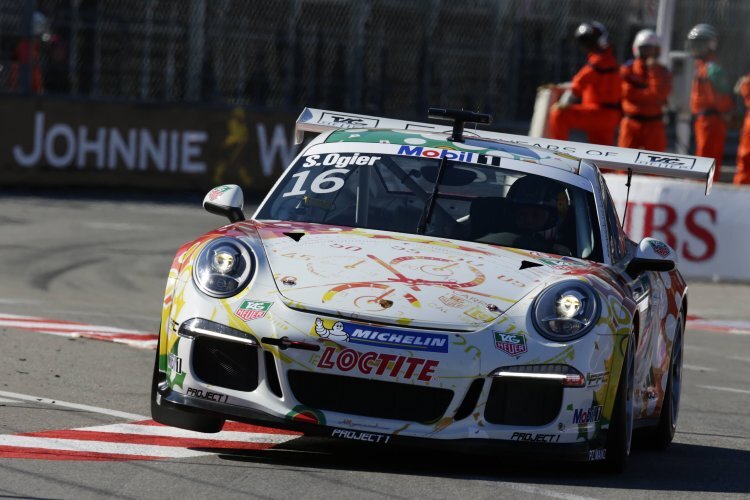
top-left (632, 29), bottom-right (661, 58)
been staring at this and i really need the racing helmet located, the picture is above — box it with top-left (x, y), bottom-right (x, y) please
top-left (32, 11), bottom-right (48, 38)
top-left (632, 29), bottom-right (661, 58)
top-left (686, 23), bottom-right (718, 59)
top-left (507, 175), bottom-right (569, 234)
top-left (575, 21), bottom-right (609, 52)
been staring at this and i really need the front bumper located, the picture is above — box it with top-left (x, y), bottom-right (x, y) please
top-left (157, 382), bottom-right (608, 461)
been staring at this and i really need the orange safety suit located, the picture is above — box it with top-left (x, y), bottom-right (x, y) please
top-left (734, 75), bottom-right (750, 184)
top-left (618, 59), bottom-right (672, 151)
top-left (691, 59), bottom-right (733, 181)
top-left (549, 46), bottom-right (622, 145)
top-left (9, 39), bottom-right (43, 93)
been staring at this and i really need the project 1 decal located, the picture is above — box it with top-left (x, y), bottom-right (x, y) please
top-left (312, 318), bottom-right (449, 353)
top-left (494, 331), bottom-right (527, 356)
top-left (235, 300), bottom-right (273, 321)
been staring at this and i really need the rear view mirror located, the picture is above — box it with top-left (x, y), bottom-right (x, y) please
top-left (626, 237), bottom-right (676, 275)
top-left (203, 185), bottom-right (245, 223)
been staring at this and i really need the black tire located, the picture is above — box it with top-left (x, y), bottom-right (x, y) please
top-left (603, 334), bottom-right (635, 473)
top-left (650, 315), bottom-right (684, 450)
top-left (151, 333), bottom-right (225, 433)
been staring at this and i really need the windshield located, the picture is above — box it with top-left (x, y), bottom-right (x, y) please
top-left (256, 143), bottom-right (602, 260)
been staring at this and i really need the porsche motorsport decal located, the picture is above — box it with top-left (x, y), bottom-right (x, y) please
top-left (313, 318), bottom-right (449, 353)
top-left (648, 239), bottom-right (671, 258)
top-left (235, 300), bottom-right (273, 321)
top-left (494, 331), bottom-right (527, 356)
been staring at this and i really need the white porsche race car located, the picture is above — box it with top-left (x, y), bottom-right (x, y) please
top-left (151, 108), bottom-right (713, 472)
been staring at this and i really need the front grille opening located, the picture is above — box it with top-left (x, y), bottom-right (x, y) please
top-left (192, 336), bottom-right (259, 392)
top-left (454, 378), bottom-right (485, 421)
top-left (264, 350), bottom-right (283, 398)
top-left (288, 371), bottom-right (453, 423)
top-left (484, 377), bottom-right (562, 426)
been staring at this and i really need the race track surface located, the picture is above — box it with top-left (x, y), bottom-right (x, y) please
top-left (0, 191), bottom-right (748, 499)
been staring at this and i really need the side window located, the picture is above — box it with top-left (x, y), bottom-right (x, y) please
top-left (599, 176), bottom-right (628, 262)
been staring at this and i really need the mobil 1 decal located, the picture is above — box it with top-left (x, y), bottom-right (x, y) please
top-left (494, 331), bottom-right (527, 356)
top-left (283, 153), bottom-right (379, 198)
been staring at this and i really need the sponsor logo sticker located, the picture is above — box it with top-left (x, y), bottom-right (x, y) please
top-left (635, 152), bottom-right (696, 169)
top-left (494, 332), bottom-right (528, 356)
top-left (317, 346), bottom-right (439, 381)
top-left (319, 112), bottom-right (379, 128)
top-left (510, 432), bottom-right (560, 443)
top-left (208, 185), bottom-right (231, 201)
top-left (648, 239), bottom-right (671, 258)
top-left (572, 405), bottom-right (603, 424)
top-left (313, 318), bottom-right (449, 353)
top-left (331, 428), bottom-right (391, 444)
top-left (167, 353), bottom-right (183, 374)
top-left (588, 449), bottom-right (607, 461)
top-left (586, 371), bottom-right (609, 387)
top-left (235, 300), bottom-right (273, 321)
top-left (186, 387), bottom-right (229, 404)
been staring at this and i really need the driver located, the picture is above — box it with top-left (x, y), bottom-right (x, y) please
top-left (479, 175), bottom-right (572, 255)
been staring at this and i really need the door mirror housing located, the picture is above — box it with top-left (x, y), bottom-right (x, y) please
top-left (203, 185), bottom-right (245, 223)
top-left (626, 237), bottom-right (677, 275)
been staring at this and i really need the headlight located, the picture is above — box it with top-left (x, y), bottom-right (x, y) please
top-left (532, 280), bottom-right (600, 341)
top-left (192, 237), bottom-right (254, 298)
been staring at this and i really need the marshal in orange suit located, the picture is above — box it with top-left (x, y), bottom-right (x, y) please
top-left (549, 22), bottom-right (621, 146)
top-left (733, 75), bottom-right (750, 185)
top-left (618, 30), bottom-right (672, 151)
top-left (687, 24), bottom-right (733, 182)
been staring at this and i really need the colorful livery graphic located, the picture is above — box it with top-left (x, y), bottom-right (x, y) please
top-left (151, 108), bottom-right (714, 472)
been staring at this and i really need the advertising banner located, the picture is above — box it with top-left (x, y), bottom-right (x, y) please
top-left (605, 174), bottom-right (749, 281)
top-left (0, 97), bottom-right (299, 193)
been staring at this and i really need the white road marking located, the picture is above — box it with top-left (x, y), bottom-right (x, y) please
top-left (0, 435), bottom-right (215, 458)
top-left (683, 364), bottom-right (717, 372)
top-left (0, 390), bottom-right (148, 420)
top-left (498, 483), bottom-right (600, 500)
top-left (697, 385), bottom-right (750, 395)
top-left (81, 423), bottom-right (296, 444)
top-left (0, 397), bottom-right (21, 403)
top-left (726, 355), bottom-right (750, 363)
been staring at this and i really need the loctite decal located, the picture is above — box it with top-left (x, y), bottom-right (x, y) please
top-left (316, 346), bottom-right (439, 381)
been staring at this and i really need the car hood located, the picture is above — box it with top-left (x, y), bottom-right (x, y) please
top-left (253, 221), bottom-right (598, 331)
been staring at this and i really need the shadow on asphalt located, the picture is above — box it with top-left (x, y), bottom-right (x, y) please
top-left (195, 437), bottom-right (750, 494)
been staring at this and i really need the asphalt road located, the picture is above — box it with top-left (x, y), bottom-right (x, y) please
top-left (0, 190), bottom-right (748, 500)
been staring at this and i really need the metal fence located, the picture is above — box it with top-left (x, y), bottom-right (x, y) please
top-left (1, 0), bottom-right (750, 124)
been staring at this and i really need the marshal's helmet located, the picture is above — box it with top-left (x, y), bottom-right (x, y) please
top-left (633, 29), bottom-right (661, 59)
top-left (575, 21), bottom-right (609, 52)
top-left (686, 23), bottom-right (718, 59)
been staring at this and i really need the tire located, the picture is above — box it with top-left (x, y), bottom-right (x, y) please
top-left (603, 334), bottom-right (635, 473)
top-left (151, 333), bottom-right (225, 433)
top-left (651, 315), bottom-right (684, 450)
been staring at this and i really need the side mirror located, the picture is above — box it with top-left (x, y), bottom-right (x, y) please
top-left (203, 185), bottom-right (245, 223)
top-left (626, 237), bottom-right (677, 275)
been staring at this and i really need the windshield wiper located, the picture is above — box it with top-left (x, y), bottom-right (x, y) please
top-left (417, 156), bottom-right (449, 235)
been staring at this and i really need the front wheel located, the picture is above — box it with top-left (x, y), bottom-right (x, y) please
top-left (151, 333), bottom-right (225, 433)
top-left (603, 334), bottom-right (635, 473)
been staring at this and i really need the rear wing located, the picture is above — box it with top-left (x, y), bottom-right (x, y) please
top-left (295, 107), bottom-right (714, 195)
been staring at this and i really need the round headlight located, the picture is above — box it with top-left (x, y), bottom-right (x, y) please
top-left (532, 281), bottom-right (600, 341)
top-left (193, 237), bottom-right (254, 298)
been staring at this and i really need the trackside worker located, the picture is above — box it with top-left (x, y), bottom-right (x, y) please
top-left (549, 21), bottom-right (622, 145)
top-left (687, 23), bottom-right (733, 182)
top-left (618, 30), bottom-right (672, 151)
top-left (733, 74), bottom-right (750, 184)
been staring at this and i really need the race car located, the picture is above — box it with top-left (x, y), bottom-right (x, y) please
top-left (151, 107), bottom-right (714, 472)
